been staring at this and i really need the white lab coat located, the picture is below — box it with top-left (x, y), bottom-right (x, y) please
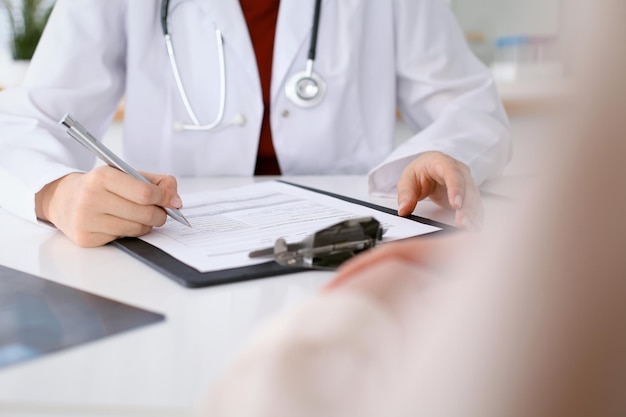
top-left (0, 0), bottom-right (511, 223)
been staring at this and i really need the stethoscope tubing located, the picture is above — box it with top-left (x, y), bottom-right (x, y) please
top-left (165, 29), bottom-right (227, 130)
top-left (161, 0), bottom-right (325, 131)
top-left (308, 0), bottom-right (322, 62)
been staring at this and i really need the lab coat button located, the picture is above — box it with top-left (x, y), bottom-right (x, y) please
top-left (281, 110), bottom-right (290, 118)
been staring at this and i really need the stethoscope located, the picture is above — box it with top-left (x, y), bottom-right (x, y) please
top-left (284, 0), bottom-right (326, 108)
top-left (160, 0), bottom-right (326, 132)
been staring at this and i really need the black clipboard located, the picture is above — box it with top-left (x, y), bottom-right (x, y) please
top-left (110, 181), bottom-right (453, 288)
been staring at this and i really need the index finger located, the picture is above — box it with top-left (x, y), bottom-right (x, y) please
top-left (425, 158), bottom-right (468, 210)
top-left (100, 168), bottom-right (181, 209)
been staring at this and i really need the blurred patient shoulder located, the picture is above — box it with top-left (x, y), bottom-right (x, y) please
top-left (203, 288), bottom-right (403, 417)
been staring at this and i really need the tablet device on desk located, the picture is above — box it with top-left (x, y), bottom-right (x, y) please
top-left (112, 181), bottom-right (453, 288)
top-left (0, 265), bottom-right (165, 370)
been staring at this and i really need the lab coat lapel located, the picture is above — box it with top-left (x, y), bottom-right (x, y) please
top-left (272, 0), bottom-right (320, 101)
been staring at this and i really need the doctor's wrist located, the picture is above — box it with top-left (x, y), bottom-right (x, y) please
top-left (35, 174), bottom-right (75, 223)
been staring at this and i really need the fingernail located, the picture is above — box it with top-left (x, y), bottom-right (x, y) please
top-left (398, 200), bottom-right (408, 213)
top-left (170, 195), bottom-right (182, 208)
top-left (454, 195), bottom-right (463, 209)
top-left (462, 216), bottom-right (478, 232)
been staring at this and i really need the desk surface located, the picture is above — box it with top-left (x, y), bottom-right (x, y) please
top-left (0, 176), bottom-right (510, 417)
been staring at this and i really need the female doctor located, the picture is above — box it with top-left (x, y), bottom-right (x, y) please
top-left (0, 0), bottom-right (511, 247)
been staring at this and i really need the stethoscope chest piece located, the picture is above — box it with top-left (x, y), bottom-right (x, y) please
top-left (284, 0), bottom-right (326, 108)
top-left (285, 67), bottom-right (326, 108)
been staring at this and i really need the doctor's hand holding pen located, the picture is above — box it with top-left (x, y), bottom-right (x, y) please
top-left (34, 167), bottom-right (184, 248)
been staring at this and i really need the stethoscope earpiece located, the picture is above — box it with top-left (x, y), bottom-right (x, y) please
top-left (231, 113), bottom-right (247, 127)
top-left (173, 121), bottom-right (186, 132)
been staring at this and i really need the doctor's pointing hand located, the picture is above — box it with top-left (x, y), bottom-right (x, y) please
top-left (0, 0), bottom-right (510, 247)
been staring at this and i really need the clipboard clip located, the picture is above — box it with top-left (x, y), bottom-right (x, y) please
top-left (249, 217), bottom-right (383, 270)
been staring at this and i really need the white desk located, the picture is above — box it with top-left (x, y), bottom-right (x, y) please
top-left (0, 176), bottom-right (507, 417)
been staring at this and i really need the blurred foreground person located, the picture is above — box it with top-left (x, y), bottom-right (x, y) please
top-left (201, 2), bottom-right (626, 416)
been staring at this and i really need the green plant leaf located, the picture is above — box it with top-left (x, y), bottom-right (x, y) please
top-left (2, 0), bottom-right (55, 60)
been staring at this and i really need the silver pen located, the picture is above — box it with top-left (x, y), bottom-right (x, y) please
top-left (59, 113), bottom-right (192, 228)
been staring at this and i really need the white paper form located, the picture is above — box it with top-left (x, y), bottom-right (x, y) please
top-left (140, 181), bottom-right (441, 272)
